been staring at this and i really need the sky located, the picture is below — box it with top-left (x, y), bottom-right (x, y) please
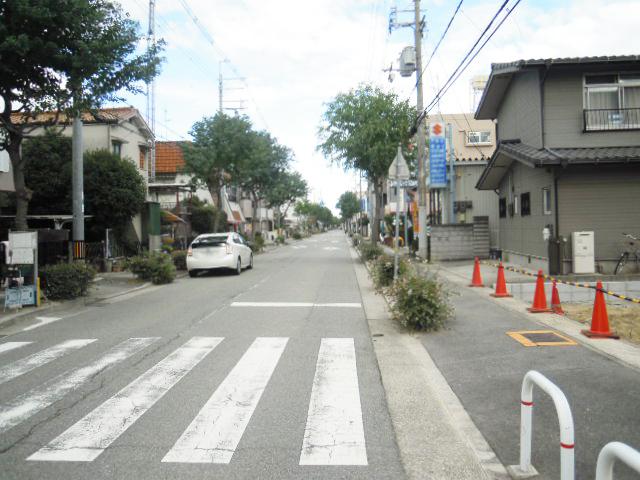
top-left (113, 0), bottom-right (640, 214)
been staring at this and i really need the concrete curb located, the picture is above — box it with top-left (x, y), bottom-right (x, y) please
top-left (349, 243), bottom-right (510, 480)
top-left (433, 263), bottom-right (640, 372)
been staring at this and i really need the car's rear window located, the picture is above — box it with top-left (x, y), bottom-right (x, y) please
top-left (192, 237), bottom-right (227, 248)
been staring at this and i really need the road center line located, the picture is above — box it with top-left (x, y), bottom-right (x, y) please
top-left (0, 337), bottom-right (158, 434)
top-left (0, 339), bottom-right (96, 385)
top-left (300, 338), bottom-right (367, 466)
top-left (28, 337), bottom-right (223, 462)
top-left (230, 302), bottom-right (361, 308)
top-left (162, 337), bottom-right (288, 464)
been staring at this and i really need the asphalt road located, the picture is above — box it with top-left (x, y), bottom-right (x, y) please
top-left (422, 286), bottom-right (640, 480)
top-left (0, 231), bottom-right (405, 480)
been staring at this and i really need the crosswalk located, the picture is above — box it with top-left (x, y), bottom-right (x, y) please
top-left (0, 336), bottom-right (367, 466)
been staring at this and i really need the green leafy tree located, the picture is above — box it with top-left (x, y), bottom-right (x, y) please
top-left (83, 150), bottom-right (146, 235)
top-left (20, 135), bottom-right (146, 238)
top-left (264, 171), bottom-right (308, 229)
top-left (336, 191), bottom-right (360, 230)
top-left (183, 113), bottom-right (254, 224)
top-left (318, 84), bottom-right (415, 244)
top-left (235, 131), bottom-right (292, 236)
top-left (0, 0), bottom-right (163, 230)
top-left (23, 130), bottom-right (72, 214)
top-left (189, 197), bottom-right (227, 235)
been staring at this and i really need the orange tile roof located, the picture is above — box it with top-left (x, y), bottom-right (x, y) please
top-left (155, 141), bottom-right (188, 174)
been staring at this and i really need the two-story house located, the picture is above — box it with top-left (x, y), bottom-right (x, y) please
top-left (475, 55), bottom-right (640, 274)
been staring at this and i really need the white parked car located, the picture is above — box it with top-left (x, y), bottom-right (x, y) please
top-left (187, 233), bottom-right (253, 277)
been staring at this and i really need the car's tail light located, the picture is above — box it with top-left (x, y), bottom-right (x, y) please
top-left (225, 243), bottom-right (233, 255)
top-left (187, 247), bottom-right (193, 257)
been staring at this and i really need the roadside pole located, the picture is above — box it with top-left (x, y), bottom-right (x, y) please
top-left (447, 123), bottom-right (456, 224)
top-left (72, 108), bottom-right (84, 255)
top-left (389, 145), bottom-right (410, 281)
top-left (414, 0), bottom-right (428, 260)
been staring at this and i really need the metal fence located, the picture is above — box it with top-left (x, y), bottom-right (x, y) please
top-left (584, 108), bottom-right (640, 131)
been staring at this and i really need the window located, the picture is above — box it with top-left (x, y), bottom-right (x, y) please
top-left (112, 141), bottom-right (122, 158)
top-left (499, 198), bottom-right (506, 218)
top-left (466, 131), bottom-right (492, 145)
top-left (139, 147), bottom-right (147, 170)
top-left (520, 192), bottom-right (531, 216)
top-left (542, 187), bottom-right (552, 215)
top-left (584, 73), bottom-right (640, 130)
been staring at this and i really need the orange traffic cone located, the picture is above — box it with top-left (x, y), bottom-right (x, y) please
top-left (527, 270), bottom-right (552, 313)
top-left (581, 281), bottom-right (619, 339)
top-left (551, 280), bottom-right (564, 315)
top-left (469, 257), bottom-right (484, 287)
top-left (491, 263), bottom-right (511, 297)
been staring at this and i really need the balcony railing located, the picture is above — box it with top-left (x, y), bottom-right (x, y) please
top-left (584, 108), bottom-right (640, 132)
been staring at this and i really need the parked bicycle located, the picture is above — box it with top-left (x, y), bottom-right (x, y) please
top-left (614, 233), bottom-right (640, 275)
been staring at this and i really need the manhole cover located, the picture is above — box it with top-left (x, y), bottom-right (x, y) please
top-left (506, 330), bottom-right (578, 347)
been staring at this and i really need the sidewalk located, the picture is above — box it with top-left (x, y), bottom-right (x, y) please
top-left (351, 246), bottom-right (510, 479)
top-left (421, 261), bottom-right (640, 479)
top-left (0, 271), bottom-right (154, 330)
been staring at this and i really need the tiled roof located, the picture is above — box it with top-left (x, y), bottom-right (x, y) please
top-left (491, 55), bottom-right (640, 74)
top-left (500, 140), bottom-right (640, 165)
top-left (10, 107), bottom-right (141, 125)
top-left (155, 141), bottom-right (187, 174)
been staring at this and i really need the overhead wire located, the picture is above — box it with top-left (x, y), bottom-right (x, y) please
top-left (418, 0), bottom-right (521, 124)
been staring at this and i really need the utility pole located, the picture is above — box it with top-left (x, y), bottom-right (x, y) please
top-left (414, 0), bottom-right (428, 259)
top-left (147, 0), bottom-right (156, 182)
top-left (218, 69), bottom-right (223, 113)
top-left (72, 96), bottom-right (84, 254)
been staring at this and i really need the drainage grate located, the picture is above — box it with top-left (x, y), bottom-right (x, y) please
top-left (506, 330), bottom-right (578, 347)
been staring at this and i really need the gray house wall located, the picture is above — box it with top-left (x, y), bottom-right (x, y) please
top-left (453, 162), bottom-right (499, 247)
top-left (497, 70), bottom-right (543, 147)
top-left (497, 162), bottom-right (555, 269)
top-left (558, 165), bottom-right (640, 273)
top-left (543, 68), bottom-right (640, 148)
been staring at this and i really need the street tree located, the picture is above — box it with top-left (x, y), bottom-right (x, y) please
top-left (0, 0), bottom-right (163, 230)
top-left (183, 113), bottom-right (255, 226)
top-left (235, 131), bottom-right (292, 236)
top-left (318, 84), bottom-right (415, 244)
top-left (336, 191), bottom-right (360, 231)
top-left (265, 171), bottom-right (308, 230)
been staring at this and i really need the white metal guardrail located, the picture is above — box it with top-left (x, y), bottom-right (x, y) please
top-left (507, 370), bottom-right (575, 479)
top-left (595, 442), bottom-right (640, 480)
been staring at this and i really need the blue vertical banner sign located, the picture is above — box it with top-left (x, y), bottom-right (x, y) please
top-left (429, 122), bottom-right (447, 188)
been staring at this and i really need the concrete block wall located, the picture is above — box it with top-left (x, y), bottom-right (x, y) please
top-left (430, 224), bottom-right (475, 261)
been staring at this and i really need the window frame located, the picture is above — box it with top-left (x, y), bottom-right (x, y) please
top-left (499, 198), bottom-right (506, 218)
top-left (112, 140), bottom-right (123, 158)
top-left (520, 192), bottom-right (531, 216)
top-left (465, 130), bottom-right (492, 146)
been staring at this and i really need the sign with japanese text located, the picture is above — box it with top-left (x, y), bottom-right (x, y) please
top-left (429, 122), bottom-right (447, 188)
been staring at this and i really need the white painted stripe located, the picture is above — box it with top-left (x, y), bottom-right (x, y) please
top-left (0, 337), bottom-right (157, 434)
top-left (300, 338), bottom-right (367, 465)
top-left (230, 302), bottom-right (361, 308)
top-left (0, 339), bottom-right (96, 385)
top-left (162, 337), bottom-right (288, 464)
top-left (22, 317), bottom-right (62, 332)
top-left (0, 342), bottom-right (32, 355)
top-left (28, 337), bottom-right (223, 462)
top-left (315, 303), bottom-right (362, 308)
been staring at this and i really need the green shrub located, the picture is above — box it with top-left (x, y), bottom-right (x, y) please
top-left (126, 252), bottom-right (176, 284)
top-left (275, 234), bottom-right (286, 245)
top-left (251, 232), bottom-right (265, 252)
top-left (389, 273), bottom-right (453, 331)
top-left (351, 234), bottom-right (362, 247)
top-left (292, 231), bottom-right (302, 240)
top-left (171, 250), bottom-right (187, 270)
top-left (41, 262), bottom-right (96, 300)
top-left (371, 254), bottom-right (407, 290)
top-left (358, 241), bottom-right (383, 262)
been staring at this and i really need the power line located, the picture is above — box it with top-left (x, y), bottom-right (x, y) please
top-left (416, 0), bottom-right (464, 91)
top-left (425, 0), bottom-right (522, 116)
top-left (418, 0), bottom-right (520, 123)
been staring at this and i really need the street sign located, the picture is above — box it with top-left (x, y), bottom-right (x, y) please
top-left (9, 231), bottom-right (37, 265)
top-left (399, 179), bottom-right (418, 188)
top-left (388, 145), bottom-right (410, 180)
top-left (428, 122), bottom-right (447, 187)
